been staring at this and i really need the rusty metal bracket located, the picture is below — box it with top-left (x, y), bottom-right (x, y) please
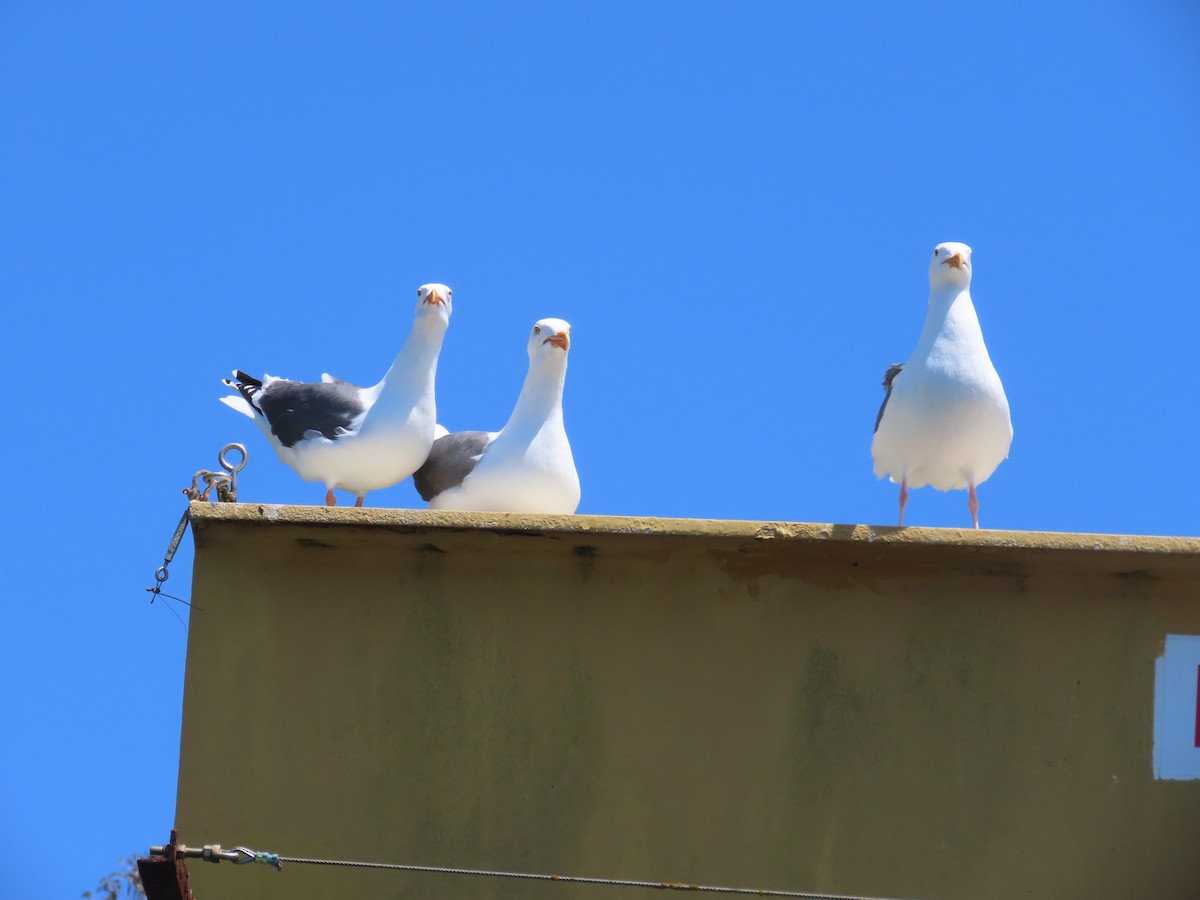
top-left (138, 829), bottom-right (196, 900)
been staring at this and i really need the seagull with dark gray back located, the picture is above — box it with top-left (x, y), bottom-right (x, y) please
top-left (414, 317), bottom-right (579, 514)
top-left (220, 283), bottom-right (453, 507)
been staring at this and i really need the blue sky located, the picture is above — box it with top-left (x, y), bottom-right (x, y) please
top-left (1, 2), bottom-right (1197, 896)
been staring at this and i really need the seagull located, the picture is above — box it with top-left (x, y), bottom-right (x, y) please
top-left (871, 243), bottom-right (1012, 529)
top-left (413, 317), bottom-right (580, 514)
top-left (220, 283), bottom-right (453, 507)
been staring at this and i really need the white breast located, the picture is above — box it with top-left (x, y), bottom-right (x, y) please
top-left (872, 290), bottom-right (1012, 491)
top-left (431, 421), bottom-right (580, 514)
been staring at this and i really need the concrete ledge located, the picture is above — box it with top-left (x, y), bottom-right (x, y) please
top-left (189, 501), bottom-right (1200, 550)
top-left (189, 501), bottom-right (1200, 581)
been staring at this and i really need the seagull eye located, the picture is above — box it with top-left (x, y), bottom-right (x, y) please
top-left (933, 248), bottom-right (939, 256)
top-left (533, 325), bottom-right (542, 334)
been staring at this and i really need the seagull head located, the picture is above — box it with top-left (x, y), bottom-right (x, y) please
top-left (415, 283), bottom-right (453, 326)
top-left (928, 242), bottom-right (973, 290)
top-left (528, 318), bottom-right (572, 363)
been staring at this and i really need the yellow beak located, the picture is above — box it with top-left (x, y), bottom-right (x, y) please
top-left (543, 332), bottom-right (570, 351)
top-left (941, 253), bottom-right (966, 270)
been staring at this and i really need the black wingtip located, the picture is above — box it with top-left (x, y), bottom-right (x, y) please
top-left (224, 370), bottom-right (266, 409)
top-left (881, 363), bottom-right (903, 392)
top-left (874, 363), bottom-right (904, 433)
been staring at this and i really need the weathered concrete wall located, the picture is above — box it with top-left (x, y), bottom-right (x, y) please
top-left (176, 505), bottom-right (1200, 899)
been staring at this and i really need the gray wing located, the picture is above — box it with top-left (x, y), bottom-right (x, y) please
top-left (873, 363), bottom-right (904, 434)
top-left (413, 431), bottom-right (492, 501)
top-left (226, 371), bottom-right (367, 448)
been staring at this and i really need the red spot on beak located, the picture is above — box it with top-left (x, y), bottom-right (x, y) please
top-left (426, 290), bottom-right (445, 305)
top-left (543, 333), bottom-right (570, 351)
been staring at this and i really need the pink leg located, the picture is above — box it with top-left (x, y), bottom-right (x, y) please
top-left (325, 488), bottom-right (337, 506)
top-left (354, 495), bottom-right (365, 508)
top-left (898, 478), bottom-right (908, 526)
top-left (968, 483), bottom-right (980, 529)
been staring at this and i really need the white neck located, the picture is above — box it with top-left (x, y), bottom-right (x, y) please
top-left (503, 356), bottom-right (567, 432)
top-left (372, 315), bottom-right (447, 400)
top-left (915, 285), bottom-right (985, 357)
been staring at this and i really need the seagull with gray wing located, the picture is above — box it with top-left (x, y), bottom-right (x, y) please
top-left (220, 283), bottom-right (453, 507)
top-left (871, 243), bottom-right (1012, 528)
top-left (414, 317), bottom-right (580, 514)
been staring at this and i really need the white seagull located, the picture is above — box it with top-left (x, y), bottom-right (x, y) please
top-left (413, 317), bottom-right (580, 514)
top-left (220, 283), bottom-right (453, 507)
top-left (871, 243), bottom-right (1012, 529)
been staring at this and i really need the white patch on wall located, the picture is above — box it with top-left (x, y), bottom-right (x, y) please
top-left (1154, 634), bottom-right (1200, 780)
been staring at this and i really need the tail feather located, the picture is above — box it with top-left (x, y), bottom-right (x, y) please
top-left (219, 394), bottom-right (257, 419)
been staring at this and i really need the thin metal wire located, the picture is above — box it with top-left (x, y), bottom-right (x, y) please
top-left (151, 842), bottom-right (916, 899)
top-left (146, 442), bottom-right (248, 623)
top-left (146, 589), bottom-right (196, 609)
top-left (155, 593), bottom-right (189, 634)
top-left (266, 852), bottom-right (912, 900)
